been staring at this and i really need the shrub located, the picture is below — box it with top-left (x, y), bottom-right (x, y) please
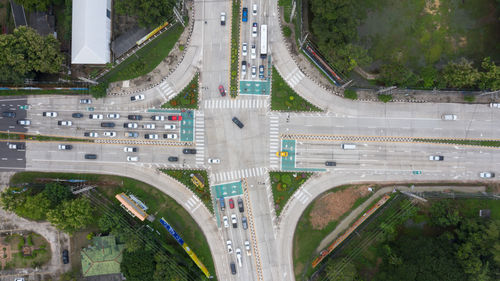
top-left (464, 95), bottom-right (475, 102)
top-left (283, 26), bottom-right (292, 37)
top-left (378, 94), bottom-right (392, 103)
top-left (344, 89), bottom-right (358, 100)
top-left (282, 174), bottom-right (292, 185)
top-left (27, 235), bottom-right (33, 246)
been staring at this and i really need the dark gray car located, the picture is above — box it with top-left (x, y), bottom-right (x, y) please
top-left (232, 117), bottom-right (244, 128)
top-left (242, 216), bottom-right (248, 230)
top-left (182, 148), bottom-right (197, 154)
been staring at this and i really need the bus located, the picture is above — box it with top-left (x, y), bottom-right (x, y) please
top-left (260, 24), bottom-right (267, 58)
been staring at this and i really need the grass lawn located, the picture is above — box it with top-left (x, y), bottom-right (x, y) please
top-left (278, 0), bottom-right (293, 23)
top-left (270, 172), bottom-right (312, 216)
top-left (161, 169), bottom-right (213, 213)
top-left (293, 185), bottom-right (374, 280)
top-left (357, 0), bottom-right (500, 70)
top-left (1, 232), bottom-right (51, 270)
top-left (9, 172), bottom-right (216, 279)
top-left (415, 138), bottom-right (500, 147)
top-left (161, 73), bottom-right (199, 108)
top-left (271, 67), bottom-right (322, 111)
top-left (99, 23), bottom-right (184, 83)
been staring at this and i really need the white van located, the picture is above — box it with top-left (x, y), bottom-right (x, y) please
top-left (341, 143), bottom-right (356, 150)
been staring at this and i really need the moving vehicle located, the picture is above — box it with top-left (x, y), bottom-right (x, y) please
top-left (242, 42), bottom-right (248, 56)
top-left (62, 249), bottom-right (69, 264)
top-left (442, 114), bottom-right (457, 121)
top-left (245, 240), bottom-right (251, 256)
top-left (89, 114), bottom-right (103, 119)
top-left (490, 103), bottom-right (500, 108)
top-left (252, 4), bottom-right (257, 15)
top-left (84, 154), bottom-right (97, 160)
top-left (84, 132), bottom-right (99, 138)
top-left (230, 262), bottom-right (236, 275)
top-left (125, 132), bottom-right (139, 138)
top-left (229, 199), bottom-right (235, 209)
top-left (130, 94), bottom-right (145, 101)
top-left (152, 115), bottom-right (165, 121)
top-left (183, 148), bottom-right (197, 154)
top-left (168, 115), bottom-right (182, 121)
top-left (107, 113), bottom-right (120, 119)
top-left (236, 248), bottom-right (242, 267)
top-left (8, 143), bottom-right (25, 150)
top-left (58, 144), bottom-right (73, 150)
top-left (429, 155), bottom-right (444, 161)
top-left (242, 60), bottom-right (247, 76)
top-left (242, 216), bottom-right (248, 230)
top-left (17, 119), bottom-right (30, 125)
top-left (252, 22), bottom-right (258, 37)
top-left (220, 12), bottom-right (226, 25)
top-left (227, 240), bottom-right (233, 254)
top-left (124, 122), bottom-right (138, 128)
top-left (164, 124), bottom-right (176, 130)
top-left (72, 113), bottom-right (83, 118)
top-left (43, 112), bottom-right (57, 117)
top-left (242, 7), bottom-right (248, 22)
top-left (341, 143), bottom-right (356, 150)
top-left (143, 123), bottom-right (156, 129)
top-left (127, 156), bottom-right (139, 162)
top-left (260, 24), bottom-right (268, 58)
top-left (219, 85), bottom-right (226, 97)
top-left (163, 133), bottom-right (177, 139)
top-left (251, 44), bottom-right (256, 59)
top-left (79, 99), bottom-right (91, 104)
top-left (168, 156), bottom-right (178, 162)
top-left (479, 172), bottom-right (495, 178)
top-left (223, 216), bottom-right (229, 228)
top-left (128, 115), bottom-right (143, 120)
top-left (238, 198), bottom-right (244, 213)
top-left (325, 161), bottom-right (336, 166)
top-left (103, 131), bottom-right (116, 137)
top-left (231, 214), bottom-right (237, 228)
top-left (144, 134), bottom-right (159, 140)
top-left (232, 117), bottom-right (244, 128)
top-left (208, 158), bottom-right (220, 164)
top-left (259, 65), bottom-right (265, 78)
top-left (101, 122), bottom-right (115, 127)
top-left (276, 151), bottom-right (288, 157)
top-left (220, 198), bottom-right (225, 211)
top-left (2, 111), bottom-right (15, 118)
top-left (251, 65), bottom-right (257, 78)
top-left (124, 147), bottom-right (138, 152)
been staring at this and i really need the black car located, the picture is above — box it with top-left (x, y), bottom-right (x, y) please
top-left (230, 262), bottom-right (236, 275)
top-left (232, 117), bottom-right (244, 128)
top-left (2, 111), bottom-right (15, 118)
top-left (128, 115), bottom-right (143, 120)
top-left (168, 156), bottom-right (179, 162)
top-left (238, 197), bottom-right (244, 213)
top-left (72, 113), bottom-right (84, 118)
top-left (62, 249), bottom-right (69, 264)
top-left (182, 148), bottom-right (197, 154)
top-left (325, 161), bottom-right (336, 166)
top-left (242, 216), bottom-right (248, 230)
top-left (84, 154), bottom-right (97, 160)
top-left (101, 122), bottom-right (115, 128)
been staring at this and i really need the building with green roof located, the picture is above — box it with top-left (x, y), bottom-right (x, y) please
top-left (81, 235), bottom-right (125, 277)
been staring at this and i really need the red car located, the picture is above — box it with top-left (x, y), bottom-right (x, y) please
top-left (229, 198), bottom-right (235, 209)
top-left (218, 85), bottom-right (226, 97)
top-left (168, 115), bottom-right (183, 121)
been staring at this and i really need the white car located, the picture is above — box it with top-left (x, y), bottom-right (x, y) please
top-left (107, 113), bottom-right (120, 119)
top-left (164, 124), bottom-right (176, 130)
top-left (226, 240), bottom-right (233, 254)
top-left (124, 122), bottom-right (138, 128)
top-left (127, 156), bottom-right (139, 162)
top-left (43, 112), bottom-right (57, 117)
top-left (89, 114), bottom-right (103, 119)
top-left (144, 134), bottom-right (159, 140)
top-left (208, 158), bottom-right (220, 164)
top-left (251, 44), bottom-right (256, 59)
top-left (58, 120), bottom-right (72, 126)
top-left (244, 240), bottom-right (251, 256)
top-left (103, 131), bottom-right (116, 137)
top-left (251, 66), bottom-right (257, 78)
top-left (130, 94), bottom-right (145, 101)
top-left (490, 103), bottom-right (500, 108)
top-left (152, 115), bottom-right (165, 121)
top-left (163, 133), bottom-right (177, 139)
top-left (236, 248), bottom-right (242, 267)
top-left (242, 43), bottom-right (248, 56)
top-left (441, 114), bottom-right (457, 121)
top-left (143, 123), bottom-right (156, 129)
top-left (220, 12), bottom-right (226, 25)
top-left (479, 172), bottom-right (495, 178)
top-left (252, 4), bottom-right (257, 15)
top-left (231, 214), bottom-right (237, 227)
top-left (17, 119), bottom-right (30, 125)
top-left (242, 61), bottom-right (247, 76)
top-left (223, 216), bottom-right (229, 228)
top-left (85, 132), bottom-right (99, 138)
top-left (8, 144), bottom-right (23, 150)
top-left (58, 144), bottom-right (72, 150)
top-left (123, 147), bottom-right (138, 152)
top-left (79, 99), bottom-right (92, 104)
top-left (252, 22), bottom-right (258, 37)
top-left (429, 155), bottom-right (444, 161)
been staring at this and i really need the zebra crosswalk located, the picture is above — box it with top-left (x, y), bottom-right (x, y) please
top-left (293, 188), bottom-right (312, 205)
top-left (204, 98), bottom-right (268, 109)
top-left (212, 167), bottom-right (266, 183)
top-left (195, 111), bottom-right (205, 165)
top-left (184, 195), bottom-right (203, 213)
top-left (285, 67), bottom-right (305, 88)
top-left (157, 80), bottom-right (177, 101)
top-left (269, 115), bottom-right (280, 169)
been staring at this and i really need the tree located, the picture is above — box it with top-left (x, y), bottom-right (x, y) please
top-left (0, 26), bottom-right (63, 83)
top-left (121, 249), bottom-right (156, 281)
top-left (15, 0), bottom-right (61, 11)
top-left (153, 253), bottom-right (187, 281)
top-left (47, 197), bottom-right (93, 234)
top-left (114, 0), bottom-right (176, 28)
top-left (420, 66), bottom-right (438, 88)
top-left (15, 193), bottom-right (51, 220)
top-left (43, 182), bottom-right (72, 206)
top-left (442, 58), bottom-right (480, 89)
top-left (428, 200), bottom-right (460, 227)
top-left (478, 57), bottom-right (500, 91)
top-left (323, 43), bottom-right (372, 74)
top-left (379, 62), bottom-right (417, 87)
top-left (324, 258), bottom-right (358, 281)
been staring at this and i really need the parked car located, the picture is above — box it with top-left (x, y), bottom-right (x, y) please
top-left (84, 132), bottom-right (99, 138)
top-left (152, 115), bottom-right (165, 121)
top-left (103, 131), bottom-right (116, 137)
top-left (101, 122), bottom-right (115, 128)
top-left (89, 114), bottom-right (103, 119)
top-left (124, 122), bottom-right (138, 128)
top-left (144, 134), bottom-right (159, 140)
top-left (220, 12), bottom-right (226, 25)
top-left (43, 112), bottom-right (57, 117)
top-left (168, 156), bottom-right (179, 162)
top-left (183, 148), bottom-right (197, 154)
top-left (429, 155), bottom-right (444, 161)
top-left (242, 42), bottom-right (248, 56)
top-left (128, 115), bottom-right (143, 120)
top-left (58, 144), bottom-right (73, 150)
top-left (107, 113), bottom-right (120, 119)
top-left (17, 119), bottom-right (30, 125)
top-left (242, 7), bottom-right (248, 22)
top-left (252, 22), bottom-right (258, 37)
top-left (62, 249), bottom-right (69, 264)
top-left (232, 117), bottom-right (244, 128)
top-left (479, 172), bottom-right (495, 178)
top-left (130, 94), bottom-right (145, 101)
top-left (163, 133), bottom-right (178, 139)
top-left (231, 214), bottom-right (237, 228)
top-left (58, 120), bottom-right (72, 126)
top-left (143, 123), bottom-right (156, 129)
top-left (164, 124), bottom-right (176, 130)
top-left (124, 147), bottom-right (138, 152)
top-left (168, 115), bottom-right (182, 121)
top-left (238, 197), bottom-right (244, 213)
top-left (127, 156), bottom-right (139, 162)
top-left (218, 85), bottom-right (226, 97)
top-left (79, 99), bottom-right (92, 104)
top-left (229, 199), bottom-right (235, 209)
top-left (72, 113), bottom-right (83, 118)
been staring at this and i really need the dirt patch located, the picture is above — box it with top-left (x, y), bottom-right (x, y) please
top-left (309, 185), bottom-right (372, 229)
top-left (423, 0), bottom-right (441, 16)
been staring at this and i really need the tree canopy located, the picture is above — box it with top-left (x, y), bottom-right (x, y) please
top-left (43, 182), bottom-right (73, 206)
top-left (47, 197), bottom-right (94, 234)
top-left (442, 58), bottom-right (481, 89)
top-left (15, 0), bottom-right (61, 11)
top-left (0, 26), bottom-right (63, 83)
top-left (114, 0), bottom-right (176, 28)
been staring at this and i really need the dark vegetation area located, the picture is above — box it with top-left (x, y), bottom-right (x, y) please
top-left (306, 0), bottom-right (500, 90)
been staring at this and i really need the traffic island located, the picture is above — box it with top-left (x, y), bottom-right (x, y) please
top-left (270, 171), bottom-right (312, 216)
top-left (271, 67), bottom-right (322, 112)
top-left (229, 0), bottom-right (241, 97)
top-left (161, 169), bottom-right (213, 213)
top-left (161, 73), bottom-right (199, 109)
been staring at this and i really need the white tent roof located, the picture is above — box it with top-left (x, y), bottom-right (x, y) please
top-left (71, 0), bottom-right (111, 64)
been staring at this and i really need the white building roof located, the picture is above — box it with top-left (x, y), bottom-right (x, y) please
top-left (71, 0), bottom-right (111, 64)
